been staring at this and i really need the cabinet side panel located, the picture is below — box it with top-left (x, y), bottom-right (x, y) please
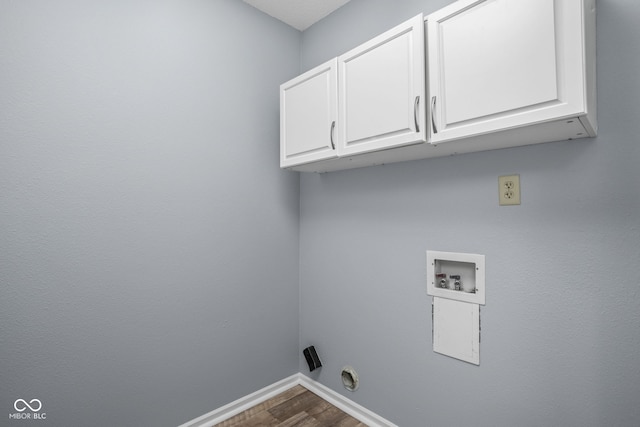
top-left (582, 0), bottom-right (597, 134)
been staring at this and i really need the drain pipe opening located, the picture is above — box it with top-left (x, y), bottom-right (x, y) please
top-left (341, 366), bottom-right (359, 392)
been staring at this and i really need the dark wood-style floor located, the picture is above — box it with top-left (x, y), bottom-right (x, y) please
top-left (217, 385), bottom-right (367, 426)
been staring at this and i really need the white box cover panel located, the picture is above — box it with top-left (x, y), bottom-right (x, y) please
top-left (433, 297), bottom-right (480, 365)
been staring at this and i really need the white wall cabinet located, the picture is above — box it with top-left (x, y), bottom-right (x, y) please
top-left (427, 0), bottom-right (597, 144)
top-left (280, 14), bottom-right (425, 170)
top-left (280, 0), bottom-right (596, 172)
top-left (280, 58), bottom-right (338, 168)
top-left (337, 13), bottom-right (426, 156)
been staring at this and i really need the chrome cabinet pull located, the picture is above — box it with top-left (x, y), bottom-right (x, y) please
top-left (414, 96), bottom-right (420, 133)
top-left (330, 121), bottom-right (336, 150)
top-left (431, 96), bottom-right (438, 134)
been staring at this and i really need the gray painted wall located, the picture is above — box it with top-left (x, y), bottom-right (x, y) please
top-left (0, 1), bottom-right (301, 426)
top-left (3, 0), bottom-right (639, 426)
top-left (299, 1), bottom-right (640, 426)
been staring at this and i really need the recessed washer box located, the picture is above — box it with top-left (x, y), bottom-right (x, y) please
top-left (427, 251), bottom-right (485, 305)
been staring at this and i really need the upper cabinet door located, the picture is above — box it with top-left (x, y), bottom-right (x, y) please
top-left (427, 0), bottom-right (591, 143)
top-left (280, 58), bottom-right (338, 168)
top-left (338, 14), bottom-right (426, 157)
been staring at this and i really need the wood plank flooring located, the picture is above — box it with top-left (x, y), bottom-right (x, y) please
top-left (217, 385), bottom-right (367, 427)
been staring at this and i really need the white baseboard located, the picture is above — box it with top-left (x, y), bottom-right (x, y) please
top-left (177, 374), bottom-right (300, 427)
top-left (298, 374), bottom-right (398, 427)
top-left (178, 373), bottom-right (397, 427)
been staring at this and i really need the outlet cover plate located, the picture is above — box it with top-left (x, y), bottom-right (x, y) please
top-left (499, 174), bottom-right (520, 206)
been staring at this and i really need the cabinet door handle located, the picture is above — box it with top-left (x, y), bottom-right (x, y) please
top-left (330, 121), bottom-right (336, 150)
top-left (414, 96), bottom-right (420, 133)
top-left (431, 96), bottom-right (438, 134)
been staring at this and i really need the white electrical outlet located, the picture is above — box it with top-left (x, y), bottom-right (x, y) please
top-left (498, 175), bottom-right (520, 206)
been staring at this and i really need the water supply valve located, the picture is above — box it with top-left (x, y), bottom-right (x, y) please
top-left (436, 273), bottom-right (448, 289)
top-left (450, 275), bottom-right (461, 291)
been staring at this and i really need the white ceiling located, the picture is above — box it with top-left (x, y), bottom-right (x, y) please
top-left (243, 0), bottom-right (352, 31)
